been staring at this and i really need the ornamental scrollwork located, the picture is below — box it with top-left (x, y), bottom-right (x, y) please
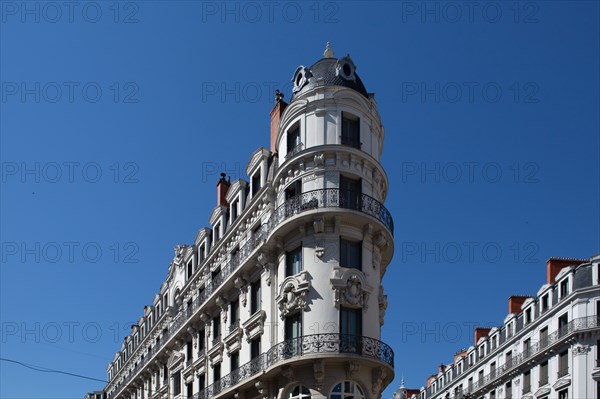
top-left (331, 269), bottom-right (372, 311)
top-left (276, 271), bottom-right (311, 320)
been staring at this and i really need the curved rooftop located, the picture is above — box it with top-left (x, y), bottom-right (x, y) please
top-left (291, 42), bottom-right (369, 100)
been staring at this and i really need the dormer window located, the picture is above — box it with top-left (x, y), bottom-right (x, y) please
top-left (525, 307), bottom-right (532, 324)
top-left (341, 112), bottom-right (360, 149)
top-left (231, 198), bottom-right (239, 223)
top-left (336, 55), bottom-right (357, 81)
top-left (292, 66), bottom-right (311, 93)
top-left (214, 222), bottom-right (221, 242)
top-left (541, 294), bottom-right (549, 312)
top-left (251, 170), bottom-right (261, 197)
top-left (187, 260), bottom-right (193, 279)
top-left (560, 278), bottom-right (569, 298)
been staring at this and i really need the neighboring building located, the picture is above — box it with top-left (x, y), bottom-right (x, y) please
top-left (97, 43), bottom-right (395, 399)
top-left (412, 255), bottom-right (600, 399)
top-left (84, 392), bottom-right (105, 399)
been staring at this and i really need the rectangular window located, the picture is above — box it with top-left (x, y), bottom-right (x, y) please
top-left (540, 361), bottom-right (548, 385)
top-left (287, 124), bottom-right (301, 156)
top-left (339, 175), bottom-right (361, 210)
top-left (198, 329), bottom-right (205, 353)
top-left (541, 294), bottom-right (549, 312)
top-left (540, 327), bottom-right (549, 348)
top-left (505, 382), bottom-right (512, 399)
top-left (523, 371), bottom-right (531, 393)
top-left (341, 112), bottom-right (360, 148)
top-left (230, 299), bottom-right (239, 329)
top-left (285, 312), bottom-right (302, 340)
top-left (231, 198), bottom-right (239, 223)
top-left (558, 313), bottom-right (569, 330)
top-left (213, 364), bottom-right (220, 383)
top-left (340, 306), bottom-right (362, 336)
top-left (187, 261), bottom-right (193, 279)
top-left (214, 223), bottom-right (221, 242)
top-left (286, 246), bottom-right (303, 276)
top-left (478, 370), bottom-right (483, 384)
top-left (559, 350), bottom-right (569, 377)
top-left (285, 313), bottom-right (302, 357)
top-left (559, 389), bottom-right (569, 399)
top-left (211, 266), bottom-right (221, 281)
top-left (523, 338), bottom-right (531, 356)
top-left (490, 390), bottom-right (495, 399)
top-left (285, 180), bottom-right (302, 200)
top-left (198, 373), bottom-right (205, 391)
top-left (213, 316), bottom-right (220, 342)
top-left (230, 351), bottom-right (239, 371)
top-left (173, 371), bottom-right (181, 395)
top-left (250, 280), bottom-right (261, 315)
top-left (250, 337), bottom-right (261, 359)
top-left (252, 171), bottom-right (261, 197)
top-left (340, 238), bottom-right (362, 270)
top-left (199, 244), bottom-right (206, 263)
top-left (560, 278), bottom-right (569, 297)
top-left (505, 351), bottom-right (512, 368)
top-left (490, 361), bottom-right (496, 377)
top-left (186, 340), bottom-right (193, 363)
top-left (525, 307), bottom-right (532, 324)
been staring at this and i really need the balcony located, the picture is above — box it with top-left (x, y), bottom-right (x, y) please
top-left (285, 142), bottom-right (304, 159)
top-left (269, 189), bottom-right (394, 236)
top-left (430, 316), bottom-right (600, 399)
top-left (194, 334), bottom-right (394, 399)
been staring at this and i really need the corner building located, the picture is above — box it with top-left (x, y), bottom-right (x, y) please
top-left (102, 44), bottom-right (395, 399)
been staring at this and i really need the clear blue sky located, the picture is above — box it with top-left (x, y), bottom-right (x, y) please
top-left (1, 1), bottom-right (598, 398)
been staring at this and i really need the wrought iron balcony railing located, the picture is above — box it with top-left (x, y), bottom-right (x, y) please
top-left (285, 142), bottom-right (304, 159)
top-left (268, 189), bottom-right (394, 236)
top-left (194, 334), bottom-right (394, 399)
top-left (108, 189), bottom-right (393, 397)
top-left (425, 315), bottom-right (600, 399)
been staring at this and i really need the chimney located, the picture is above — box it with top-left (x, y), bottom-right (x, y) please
top-left (217, 173), bottom-right (231, 207)
top-left (547, 258), bottom-right (586, 284)
top-left (438, 364), bottom-right (446, 373)
top-left (453, 349), bottom-right (467, 365)
top-left (474, 328), bottom-right (491, 345)
top-left (508, 295), bottom-right (531, 314)
top-left (270, 90), bottom-right (288, 153)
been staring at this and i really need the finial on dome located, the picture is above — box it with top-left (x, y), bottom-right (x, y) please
top-left (401, 375), bottom-right (406, 389)
top-left (323, 41), bottom-right (334, 58)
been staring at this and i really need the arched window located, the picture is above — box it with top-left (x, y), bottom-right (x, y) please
top-left (330, 381), bottom-right (365, 399)
top-left (288, 385), bottom-right (311, 399)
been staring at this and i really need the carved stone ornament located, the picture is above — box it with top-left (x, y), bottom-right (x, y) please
top-left (313, 360), bottom-right (324, 391)
top-left (573, 344), bottom-right (590, 355)
top-left (235, 277), bottom-right (248, 307)
top-left (276, 271), bottom-right (311, 320)
top-left (378, 286), bottom-right (388, 326)
top-left (314, 153), bottom-right (325, 167)
top-left (372, 367), bottom-right (387, 395)
top-left (331, 269), bottom-right (373, 311)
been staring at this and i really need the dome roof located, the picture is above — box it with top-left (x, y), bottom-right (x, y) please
top-left (291, 44), bottom-right (369, 100)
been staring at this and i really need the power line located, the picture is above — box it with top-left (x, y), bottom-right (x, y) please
top-left (0, 357), bottom-right (108, 383)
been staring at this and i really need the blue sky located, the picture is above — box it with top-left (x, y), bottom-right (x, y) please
top-left (0, 1), bottom-right (598, 398)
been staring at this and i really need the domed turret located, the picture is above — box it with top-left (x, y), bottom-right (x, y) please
top-left (291, 42), bottom-right (369, 100)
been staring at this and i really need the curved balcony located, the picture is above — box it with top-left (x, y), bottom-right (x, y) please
top-left (268, 189), bottom-right (394, 236)
top-left (195, 333), bottom-right (394, 399)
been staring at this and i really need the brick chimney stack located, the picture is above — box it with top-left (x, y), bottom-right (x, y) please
top-left (546, 258), bottom-right (586, 284)
top-left (474, 328), bottom-right (491, 345)
top-left (508, 295), bottom-right (531, 314)
top-left (270, 90), bottom-right (288, 153)
top-left (217, 172), bottom-right (230, 207)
